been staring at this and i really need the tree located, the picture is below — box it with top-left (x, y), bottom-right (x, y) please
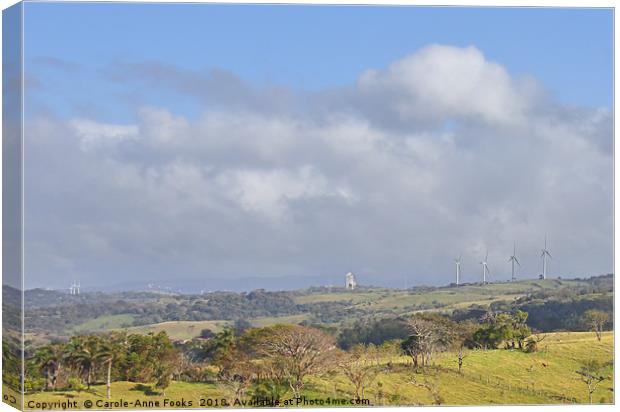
top-left (457, 346), bottom-right (467, 374)
top-left (336, 346), bottom-right (378, 399)
top-left (582, 310), bottom-right (609, 341)
top-left (199, 328), bottom-right (215, 339)
top-left (524, 334), bottom-right (546, 353)
top-left (233, 319), bottom-right (253, 336)
top-left (337, 317), bottom-right (409, 350)
top-left (98, 332), bottom-right (127, 399)
top-left (470, 312), bottom-right (514, 350)
top-left (64, 336), bottom-right (107, 390)
top-left (257, 325), bottom-right (336, 398)
top-left (2, 340), bottom-right (21, 391)
top-left (452, 321), bottom-right (477, 374)
top-left (154, 365), bottom-right (173, 397)
top-left (203, 328), bottom-right (235, 368)
top-left (402, 314), bottom-right (455, 368)
top-left (237, 328), bottom-right (289, 399)
top-left (33, 344), bottom-right (64, 391)
top-left (151, 332), bottom-right (180, 396)
top-left (511, 310), bottom-right (531, 349)
top-left (401, 335), bottom-right (423, 369)
top-left (216, 350), bottom-right (255, 404)
top-left (98, 344), bottom-right (114, 399)
top-left (576, 360), bottom-right (608, 403)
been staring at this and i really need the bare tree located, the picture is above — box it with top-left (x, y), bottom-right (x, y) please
top-left (452, 320), bottom-right (477, 374)
top-left (217, 357), bottom-right (255, 405)
top-left (576, 360), bottom-right (608, 403)
top-left (457, 346), bottom-right (467, 374)
top-left (258, 325), bottom-right (336, 398)
top-left (403, 314), bottom-right (454, 369)
top-left (582, 310), bottom-right (610, 342)
top-left (337, 345), bottom-right (379, 399)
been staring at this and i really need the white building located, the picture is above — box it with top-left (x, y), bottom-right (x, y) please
top-left (69, 280), bottom-right (80, 295)
top-left (345, 272), bottom-right (357, 290)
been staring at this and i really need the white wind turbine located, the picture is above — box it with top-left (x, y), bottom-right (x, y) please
top-left (454, 254), bottom-right (462, 286)
top-left (541, 236), bottom-right (552, 279)
top-left (508, 242), bottom-right (520, 281)
top-left (480, 250), bottom-right (490, 284)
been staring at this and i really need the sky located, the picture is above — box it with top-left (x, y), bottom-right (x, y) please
top-left (18, 2), bottom-right (613, 290)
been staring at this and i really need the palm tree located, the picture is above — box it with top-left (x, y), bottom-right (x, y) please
top-left (97, 342), bottom-right (114, 399)
top-left (33, 345), bottom-right (63, 391)
top-left (64, 336), bottom-right (86, 388)
top-left (64, 336), bottom-right (107, 390)
top-left (100, 332), bottom-right (129, 399)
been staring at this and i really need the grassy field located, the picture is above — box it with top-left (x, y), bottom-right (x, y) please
top-left (295, 279), bottom-right (588, 314)
top-left (120, 315), bottom-right (315, 340)
top-left (15, 332), bottom-right (613, 409)
top-left (73, 314), bottom-right (136, 333)
top-left (125, 320), bottom-right (232, 340)
top-left (250, 314), bottom-right (312, 327)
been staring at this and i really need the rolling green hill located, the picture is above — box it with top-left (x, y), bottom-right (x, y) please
top-left (6, 275), bottom-right (613, 409)
top-left (16, 332), bottom-right (613, 408)
top-left (19, 275), bottom-right (610, 342)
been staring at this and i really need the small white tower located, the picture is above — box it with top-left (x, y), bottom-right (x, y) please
top-left (70, 279), bottom-right (81, 295)
top-left (345, 272), bottom-right (357, 290)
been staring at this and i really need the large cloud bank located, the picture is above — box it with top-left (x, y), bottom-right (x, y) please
top-left (25, 45), bottom-right (612, 290)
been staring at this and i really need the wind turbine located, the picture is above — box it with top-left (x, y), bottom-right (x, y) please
top-left (454, 254), bottom-right (462, 286)
top-left (541, 236), bottom-right (552, 279)
top-left (508, 242), bottom-right (520, 281)
top-left (480, 250), bottom-right (490, 284)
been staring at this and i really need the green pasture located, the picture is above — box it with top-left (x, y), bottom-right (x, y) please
top-left (17, 331), bottom-right (613, 409)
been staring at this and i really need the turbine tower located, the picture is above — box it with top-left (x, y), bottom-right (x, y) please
top-left (541, 236), bottom-right (552, 279)
top-left (508, 242), bottom-right (520, 281)
top-left (480, 250), bottom-right (490, 284)
top-left (454, 254), bottom-right (462, 286)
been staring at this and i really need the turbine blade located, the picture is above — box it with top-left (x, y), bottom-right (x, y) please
top-left (515, 257), bottom-right (520, 266)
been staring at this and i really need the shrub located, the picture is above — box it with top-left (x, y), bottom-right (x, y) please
top-left (68, 377), bottom-right (86, 392)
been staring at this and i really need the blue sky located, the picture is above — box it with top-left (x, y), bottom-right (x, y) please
top-left (25, 3), bottom-right (613, 122)
top-left (18, 3), bottom-right (614, 290)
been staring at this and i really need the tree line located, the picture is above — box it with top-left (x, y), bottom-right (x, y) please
top-left (12, 306), bottom-right (610, 403)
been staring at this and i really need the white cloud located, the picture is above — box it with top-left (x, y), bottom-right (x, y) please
top-left (24, 45), bottom-right (612, 289)
top-left (70, 118), bottom-right (138, 150)
top-left (216, 166), bottom-right (354, 219)
top-left (137, 106), bottom-right (189, 145)
top-left (356, 44), bottom-right (529, 127)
